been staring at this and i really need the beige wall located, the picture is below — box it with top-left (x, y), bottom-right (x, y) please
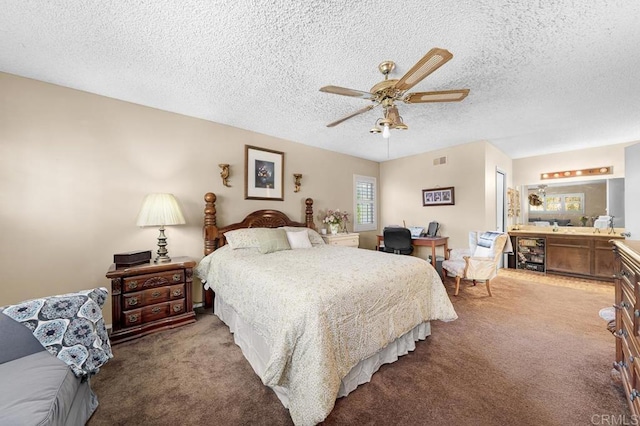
top-left (380, 141), bottom-right (512, 257)
top-left (0, 73), bottom-right (379, 323)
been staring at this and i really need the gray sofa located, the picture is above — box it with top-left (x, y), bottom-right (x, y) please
top-left (0, 288), bottom-right (112, 425)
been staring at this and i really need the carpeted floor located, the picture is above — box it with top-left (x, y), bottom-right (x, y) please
top-left (88, 270), bottom-right (629, 425)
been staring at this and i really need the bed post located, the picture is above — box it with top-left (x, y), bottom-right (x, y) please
top-left (203, 192), bottom-right (218, 256)
top-left (203, 192), bottom-right (218, 309)
top-left (305, 198), bottom-right (315, 229)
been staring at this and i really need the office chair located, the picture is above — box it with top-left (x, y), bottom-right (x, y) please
top-left (381, 227), bottom-right (414, 255)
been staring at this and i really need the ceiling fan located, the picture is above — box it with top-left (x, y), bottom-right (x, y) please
top-left (319, 48), bottom-right (469, 138)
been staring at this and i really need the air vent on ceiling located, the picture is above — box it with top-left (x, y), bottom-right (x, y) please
top-left (433, 156), bottom-right (447, 166)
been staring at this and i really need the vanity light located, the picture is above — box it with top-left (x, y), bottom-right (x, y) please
top-left (540, 166), bottom-right (613, 180)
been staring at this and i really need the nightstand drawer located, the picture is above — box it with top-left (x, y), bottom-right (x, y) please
top-left (122, 300), bottom-right (185, 327)
top-left (123, 270), bottom-right (185, 293)
top-left (122, 284), bottom-right (185, 309)
top-left (321, 233), bottom-right (360, 248)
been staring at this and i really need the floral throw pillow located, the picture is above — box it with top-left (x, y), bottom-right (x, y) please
top-left (0, 287), bottom-right (113, 378)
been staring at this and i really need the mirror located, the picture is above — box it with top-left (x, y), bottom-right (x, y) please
top-left (524, 178), bottom-right (624, 227)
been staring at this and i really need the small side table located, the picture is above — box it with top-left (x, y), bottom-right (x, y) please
top-left (106, 256), bottom-right (196, 344)
top-left (321, 233), bottom-right (360, 248)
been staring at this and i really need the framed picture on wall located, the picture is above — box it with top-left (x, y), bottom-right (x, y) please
top-left (422, 187), bottom-right (455, 206)
top-left (245, 145), bottom-right (284, 201)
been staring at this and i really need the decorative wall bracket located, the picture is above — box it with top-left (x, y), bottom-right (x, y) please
top-left (293, 173), bottom-right (302, 192)
top-left (219, 164), bottom-right (230, 187)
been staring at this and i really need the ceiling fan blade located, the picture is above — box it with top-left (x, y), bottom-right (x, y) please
top-left (404, 89), bottom-right (470, 103)
top-left (394, 48), bottom-right (454, 92)
top-left (326, 105), bottom-right (375, 127)
top-left (320, 85), bottom-right (375, 100)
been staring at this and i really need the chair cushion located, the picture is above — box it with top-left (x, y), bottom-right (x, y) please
top-left (442, 259), bottom-right (465, 277)
top-left (473, 232), bottom-right (505, 258)
top-left (0, 351), bottom-right (85, 426)
top-left (0, 311), bottom-right (45, 364)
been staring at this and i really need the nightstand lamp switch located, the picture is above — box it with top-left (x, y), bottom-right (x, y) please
top-left (136, 193), bottom-right (186, 263)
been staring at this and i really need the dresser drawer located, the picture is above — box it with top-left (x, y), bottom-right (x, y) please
top-left (122, 270), bottom-right (185, 293)
top-left (122, 299), bottom-right (186, 327)
top-left (619, 283), bottom-right (638, 336)
top-left (122, 284), bottom-right (185, 310)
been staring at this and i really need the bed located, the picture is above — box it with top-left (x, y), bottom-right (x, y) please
top-left (196, 192), bottom-right (457, 425)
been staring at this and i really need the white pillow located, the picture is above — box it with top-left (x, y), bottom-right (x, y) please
top-left (224, 228), bottom-right (260, 249)
top-left (279, 227), bottom-right (325, 245)
top-left (286, 230), bottom-right (313, 249)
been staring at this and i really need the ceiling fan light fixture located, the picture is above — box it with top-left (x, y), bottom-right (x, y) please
top-left (370, 126), bottom-right (382, 134)
top-left (382, 123), bottom-right (390, 139)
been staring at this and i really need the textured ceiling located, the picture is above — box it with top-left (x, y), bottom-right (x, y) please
top-left (2, 1), bottom-right (640, 162)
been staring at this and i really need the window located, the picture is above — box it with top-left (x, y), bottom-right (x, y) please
top-left (528, 193), bottom-right (584, 214)
top-left (353, 175), bottom-right (377, 232)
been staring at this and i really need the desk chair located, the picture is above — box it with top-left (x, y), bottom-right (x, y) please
top-left (381, 227), bottom-right (414, 255)
top-left (441, 231), bottom-right (511, 296)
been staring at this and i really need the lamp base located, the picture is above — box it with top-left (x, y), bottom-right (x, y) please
top-left (154, 226), bottom-right (172, 263)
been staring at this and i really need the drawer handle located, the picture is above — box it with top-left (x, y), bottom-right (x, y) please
top-left (635, 310), bottom-right (640, 318)
top-left (614, 302), bottom-right (631, 310)
top-left (616, 329), bottom-right (628, 338)
top-left (631, 355), bottom-right (635, 363)
top-left (173, 274), bottom-right (181, 282)
top-left (151, 291), bottom-right (162, 299)
top-left (151, 307), bottom-right (162, 314)
top-left (128, 280), bottom-right (138, 289)
top-left (631, 389), bottom-right (640, 401)
top-left (172, 289), bottom-right (182, 297)
top-left (128, 297), bottom-right (138, 306)
top-left (173, 304), bottom-right (183, 312)
top-left (128, 314), bottom-right (139, 323)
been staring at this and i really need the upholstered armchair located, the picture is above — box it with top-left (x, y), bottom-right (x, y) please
top-left (442, 231), bottom-right (512, 296)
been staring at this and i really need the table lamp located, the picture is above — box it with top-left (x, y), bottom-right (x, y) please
top-left (136, 193), bottom-right (186, 263)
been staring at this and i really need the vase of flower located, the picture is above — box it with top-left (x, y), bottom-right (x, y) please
top-left (322, 209), bottom-right (349, 236)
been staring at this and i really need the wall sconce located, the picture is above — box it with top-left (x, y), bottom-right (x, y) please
top-left (293, 173), bottom-right (302, 192)
top-left (219, 164), bottom-right (230, 187)
top-left (540, 166), bottom-right (612, 180)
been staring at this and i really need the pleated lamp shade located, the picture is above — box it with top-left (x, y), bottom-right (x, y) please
top-left (136, 193), bottom-right (186, 227)
top-left (136, 193), bottom-right (185, 263)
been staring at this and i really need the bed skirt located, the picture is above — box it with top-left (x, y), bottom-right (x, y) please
top-left (214, 295), bottom-right (432, 408)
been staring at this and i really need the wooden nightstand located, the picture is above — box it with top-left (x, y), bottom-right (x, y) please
top-left (321, 233), bottom-right (360, 248)
top-left (106, 256), bottom-right (196, 344)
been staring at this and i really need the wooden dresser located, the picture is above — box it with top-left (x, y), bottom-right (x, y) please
top-left (106, 256), bottom-right (196, 344)
top-left (321, 232), bottom-right (360, 248)
top-left (612, 240), bottom-right (640, 415)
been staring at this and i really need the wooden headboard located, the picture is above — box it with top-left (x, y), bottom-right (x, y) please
top-left (203, 192), bottom-right (315, 256)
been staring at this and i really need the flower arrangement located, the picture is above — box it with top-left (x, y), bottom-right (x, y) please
top-left (322, 209), bottom-right (349, 233)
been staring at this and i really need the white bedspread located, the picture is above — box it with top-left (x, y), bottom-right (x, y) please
top-left (196, 245), bottom-right (457, 425)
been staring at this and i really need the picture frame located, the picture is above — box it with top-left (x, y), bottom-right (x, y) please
top-left (245, 145), bottom-right (284, 201)
top-left (422, 187), bottom-right (455, 206)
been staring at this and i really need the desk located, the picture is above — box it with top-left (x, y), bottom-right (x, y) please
top-left (376, 235), bottom-right (449, 268)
